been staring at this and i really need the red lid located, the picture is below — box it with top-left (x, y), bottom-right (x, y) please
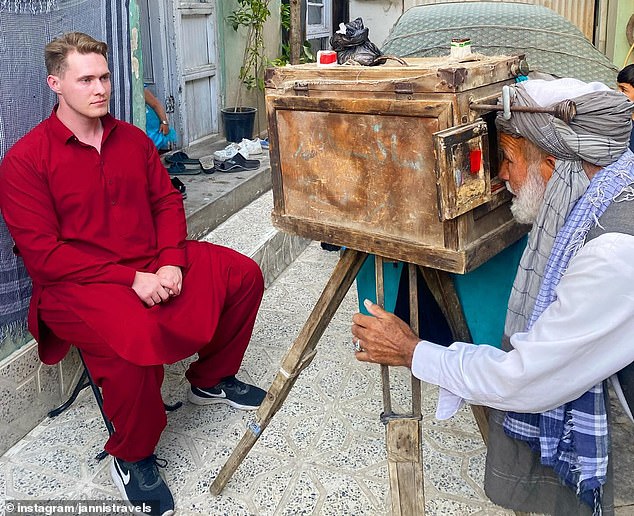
top-left (319, 51), bottom-right (337, 65)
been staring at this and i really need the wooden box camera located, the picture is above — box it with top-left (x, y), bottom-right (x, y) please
top-left (265, 55), bottom-right (530, 273)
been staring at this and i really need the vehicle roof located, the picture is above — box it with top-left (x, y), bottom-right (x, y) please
top-left (381, 1), bottom-right (618, 87)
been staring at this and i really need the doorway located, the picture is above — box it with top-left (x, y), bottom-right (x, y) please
top-left (138, 0), bottom-right (221, 148)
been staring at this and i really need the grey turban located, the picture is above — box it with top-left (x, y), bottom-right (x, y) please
top-left (498, 78), bottom-right (634, 339)
top-left (496, 78), bottom-right (633, 166)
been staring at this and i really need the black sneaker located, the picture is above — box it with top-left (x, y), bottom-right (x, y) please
top-left (110, 455), bottom-right (174, 516)
top-left (188, 376), bottom-right (266, 410)
top-left (170, 177), bottom-right (187, 199)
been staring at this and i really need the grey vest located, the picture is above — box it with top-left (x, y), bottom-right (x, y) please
top-left (484, 198), bottom-right (634, 516)
top-left (587, 200), bottom-right (634, 414)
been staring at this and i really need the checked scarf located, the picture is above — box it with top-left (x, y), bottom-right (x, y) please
top-left (503, 149), bottom-right (634, 513)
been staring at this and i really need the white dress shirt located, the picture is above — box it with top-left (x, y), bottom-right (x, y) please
top-left (411, 232), bottom-right (634, 421)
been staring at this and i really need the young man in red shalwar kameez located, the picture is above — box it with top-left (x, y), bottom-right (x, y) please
top-left (0, 32), bottom-right (266, 516)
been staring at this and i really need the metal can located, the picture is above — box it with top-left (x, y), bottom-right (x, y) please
top-left (450, 38), bottom-right (472, 60)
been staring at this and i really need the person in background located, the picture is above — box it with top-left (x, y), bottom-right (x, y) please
top-left (144, 86), bottom-right (176, 153)
top-left (352, 78), bottom-right (634, 515)
top-left (0, 32), bottom-right (267, 516)
top-left (617, 64), bottom-right (634, 152)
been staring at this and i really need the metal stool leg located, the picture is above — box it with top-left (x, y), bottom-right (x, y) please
top-left (77, 350), bottom-right (115, 437)
top-left (76, 350), bottom-right (113, 461)
top-left (48, 368), bottom-right (91, 418)
top-left (47, 349), bottom-right (113, 461)
top-left (49, 347), bottom-right (183, 461)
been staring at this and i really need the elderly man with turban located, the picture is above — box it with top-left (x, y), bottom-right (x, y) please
top-left (351, 77), bottom-right (634, 515)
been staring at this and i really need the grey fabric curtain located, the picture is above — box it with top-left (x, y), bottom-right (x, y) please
top-left (0, 0), bottom-right (133, 358)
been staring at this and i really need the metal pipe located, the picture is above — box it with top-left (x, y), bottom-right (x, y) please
top-left (470, 99), bottom-right (577, 124)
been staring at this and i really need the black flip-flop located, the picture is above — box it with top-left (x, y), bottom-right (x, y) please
top-left (215, 153), bottom-right (260, 172)
top-left (214, 160), bottom-right (246, 172)
top-left (166, 151), bottom-right (201, 166)
top-left (167, 162), bottom-right (201, 175)
top-left (232, 153), bottom-right (260, 169)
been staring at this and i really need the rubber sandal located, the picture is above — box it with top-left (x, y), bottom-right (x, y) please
top-left (215, 153), bottom-right (260, 172)
top-left (214, 159), bottom-right (247, 172)
top-left (233, 153), bottom-right (260, 169)
top-left (165, 151), bottom-right (201, 165)
top-left (167, 162), bottom-right (201, 175)
top-left (199, 156), bottom-right (215, 173)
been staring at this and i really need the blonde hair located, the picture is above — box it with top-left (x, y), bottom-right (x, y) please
top-left (45, 32), bottom-right (108, 76)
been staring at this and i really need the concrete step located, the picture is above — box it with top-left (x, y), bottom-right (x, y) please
top-left (177, 146), bottom-right (273, 240)
top-left (200, 190), bottom-right (310, 288)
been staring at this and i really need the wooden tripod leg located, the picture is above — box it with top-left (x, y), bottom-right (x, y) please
top-left (385, 263), bottom-right (425, 515)
top-left (378, 259), bottom-right (425, 516)
top-left (418, 267), bottom-right (489, 444)
top-left (210, 248), bottom-right (367, 496)
top-left (387, 417), bottom-right (425, 515)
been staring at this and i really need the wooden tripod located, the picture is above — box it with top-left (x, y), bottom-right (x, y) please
top-left (210, 248), bottom-right (500, 514)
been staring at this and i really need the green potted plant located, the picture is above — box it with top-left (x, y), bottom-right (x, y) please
top-left (222, 0), bottom-right (271, 143)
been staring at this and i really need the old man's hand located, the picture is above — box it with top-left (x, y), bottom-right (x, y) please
top-left (351, 299), bottom-right (420, 368)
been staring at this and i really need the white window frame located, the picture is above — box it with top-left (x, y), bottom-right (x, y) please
top-left (306, 0), bottom-right (332, 39)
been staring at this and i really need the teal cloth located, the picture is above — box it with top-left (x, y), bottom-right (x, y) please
top-left (355, 237), bottom-right (527, 348)
top-left (356, 255), bottom-right (403, 315)
top-left (145, 104), bottom-right (177, 150)
top-left (452, 237), bottom-right (526, 347)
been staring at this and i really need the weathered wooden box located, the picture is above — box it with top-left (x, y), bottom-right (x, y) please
top-left (265, 55), bottom-right (529, 273)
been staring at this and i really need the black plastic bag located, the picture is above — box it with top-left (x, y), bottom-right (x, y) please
top-left (330, 18), bottom-right (383, 66)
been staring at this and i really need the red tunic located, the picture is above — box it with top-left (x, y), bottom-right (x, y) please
top-left (0, 109), bottom-right (224, 366)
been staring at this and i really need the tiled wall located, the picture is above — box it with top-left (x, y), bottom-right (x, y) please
top-left (0, 326), bottom-right (33, 363)
top-left (0, 341), bottom-right (82, 455)
top-left (254, 232), bottom-right (311, 288)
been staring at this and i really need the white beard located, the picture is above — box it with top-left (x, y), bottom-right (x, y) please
top-left (509, 161), bottom-right (547, 224)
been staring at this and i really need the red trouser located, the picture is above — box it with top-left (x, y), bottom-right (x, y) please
top-left (39, 245), bottom-right (264, 462)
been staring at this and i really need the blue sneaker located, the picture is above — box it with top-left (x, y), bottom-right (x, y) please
top-left (188, 375), bottom-right (266, 410)
top-left (110, 455), bottom-right (174, 516)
